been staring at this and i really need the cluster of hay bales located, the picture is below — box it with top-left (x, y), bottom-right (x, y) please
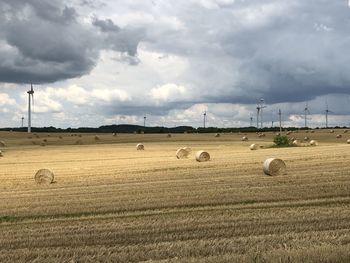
top-left (34, 169), bottom-right (54, 185)
top-left (176, 147), bottom-right (191, 159)
top-left (136, 143), bottom-right (144, 150)
top-left (195, 151), bottom-right (210, 162)
top-left (263, 158), bottom-right (287, 176)
top-left (242, 136), bottom-right (248, 141)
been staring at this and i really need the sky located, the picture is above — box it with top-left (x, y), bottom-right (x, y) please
top-left (0, 0), bottom-right (350, 129)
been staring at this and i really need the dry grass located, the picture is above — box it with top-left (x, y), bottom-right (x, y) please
top-left (0, 130), bottom-right (350, 262)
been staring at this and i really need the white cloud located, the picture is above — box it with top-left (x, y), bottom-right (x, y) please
top-left (0, 93), bottom-right (15, 105)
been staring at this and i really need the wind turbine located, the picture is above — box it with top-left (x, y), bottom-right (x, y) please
top-left (203, 111), bottom-right (207, 128)
top-left (143, 116), bottom-right (146, 127)
top-left (250, 115), bottom-right (253, 127)
top-left (278, 109), bottom-right (282, 133)
top-left (21, 116), bottom-right (24, 128)
top-left (256, 104), bottom-right (260, 128)
top-left (27, 83), bottom-right (34, 133)
top-left (259, 98), bottom-right (266, 129)
top-left (303, 103), bottom-right (310, 128)
top-left (325, 102), bottom-right (333, 128)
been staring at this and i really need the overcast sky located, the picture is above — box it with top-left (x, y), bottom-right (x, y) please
top-left (0, 0), bottom-right (350, 128)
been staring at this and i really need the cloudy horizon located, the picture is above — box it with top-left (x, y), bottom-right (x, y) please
top-left (1, 0), bottom-right (350, 129)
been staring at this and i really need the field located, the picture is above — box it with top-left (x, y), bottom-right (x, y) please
top-left (0, 130), bottom-right (350, 262)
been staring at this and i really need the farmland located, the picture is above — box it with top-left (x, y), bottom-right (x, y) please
top-left (0, 130), bottom-right (350, 262)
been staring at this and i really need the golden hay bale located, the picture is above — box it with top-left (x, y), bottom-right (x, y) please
top-left (34, 169), bottom-right (54, 185)
top-left (215, 133), bottom-right (220, 137)
top-left (113, 133), bottom-right (117, 136)
top-left (344, 130), bottom-right (348, 133)
top-left (167, 133), bottom-right (172, 138)
top-left (303, 136), bottom-right (310, 141)
top-left (286, 131), bottom-right (292, 135)
top-left (336, 134), bottom-right (342, 139)
top-left (309, 140), bottom-right (318, 146)
top-left (292, 140), bottom-right (300, 146)
top-left (242, 136), bottom-right (248, 141)
top-left (275, 132), bottom-right (280, 136)
top-left (330, 130), bottom-right (334, 133)
top-left (258, 133), bottom-right (266, 138)
top-left (75, 139), bottom-right (83, 145)
top-left (249, 144), bottom-right (258, 150)
top-left (0, 150), bottom-right (3, 157)
top-left (136, 143), bottom-right (144, 150)
top-left (0, 141), bottom-right (6, 147)
top-left (347, 139), bottom-right (350, 144)
top-left (311, 130), bottom-right (315, 133)
top-left (40, 142), bottom-right (46, 146)
top-left (94, 135), bottom-right (100, 140)
top-left (195, 151), bottom-right (210, 162)
top-left (176, 148), bottom-right (190, 159)
top-left (263, 158), bottom-right (287, 176)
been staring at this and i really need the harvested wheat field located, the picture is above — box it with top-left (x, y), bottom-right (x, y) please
top-left (0, 130), bottom-right (350, 262)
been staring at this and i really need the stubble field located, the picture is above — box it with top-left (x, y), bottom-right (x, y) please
top-left (0, 130), bottom-right (350, 262)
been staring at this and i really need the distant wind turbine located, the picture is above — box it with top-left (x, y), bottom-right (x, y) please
top-left (325, 102), bottom-right (333, 128)
top-left (143, 116), bottom-right (146, 127)
top-left (21, 116), bottom-right (24, 128)
top-left (303, 103), bottom-right (310, 128)
top-left (203, 111), bottom-right (207, 128)
top-left (27, 83), bottom-right (34, 133)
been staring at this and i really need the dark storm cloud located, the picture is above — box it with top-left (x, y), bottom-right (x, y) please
top-left (0, 0), bottom-right (143, 84)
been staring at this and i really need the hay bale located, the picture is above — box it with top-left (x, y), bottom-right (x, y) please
top-left (0, 141), bottom-right (5, 147)
top-left (167, 133), bottom-right (172, 138)
top-left (94, 135), bottom-right (100, 140)
top-left (344, 130), bottom-right (348, 133)
top-left (309, 140), bottom-right (318, 146)
top-left (336, 134), bottom-right (342, 139)
top-left (35, 134), bottom-right (40, 139)
top-left (195, 151), bottom-right (210, 162)
top-left (136, 143), bottom-right (144, 150)
top-left (0, 150), bottom-right (3, 157)
top-left (43, 139), bottom-right (47, 142)
top-left (75, 139), bottom-right (83, 145)
top-left (303, 136), bottom-right (310, 141)
top-left (40, 142), bottom-right (46, 146)
top-left (215, 133), bottom-right (220, 137)
top-left (242, 136), bottom-right (248, 141)
top-left (292, 140), bottom-right (300, 146)
top-left (34, 169), bottom-right (54, 185)
top-left (258, 133), bottom-right (265, 138)
top-left (183, 147), bottom-right (192, 153)
top-left (330, 130), bottom-right (334, 133)
top-left (263, 158), bottom-right (287, 176)
top-left (113, 133), bottom-right (117, 137)
top-left (249, 144), bottom-right (258, 150)
top-left (286, 131), bottom-right (292, 135)
top-left (176, 148), bottom-right (190, 159)
top-left (58, 136), bottom-right (63, 139)
top-left (311, 130), bottom-right (315, 133)
top-left (347, 139), bottom-right (350, 144)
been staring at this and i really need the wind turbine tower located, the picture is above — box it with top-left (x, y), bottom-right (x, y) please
top-left (21, 116), bottom-right (24, 128)
top-left (250, 115), bottom-right (253, 127)
top-left (143, 116), bottom-right (146, 127)
top-left (278, 109), bottom-right (282, 133)
top-left (27, 84), bottom-right (34, 133)
top-left (325, 103), bottom-right (333, 128)
top-left (304, 104), bottom-right (310, 128)
top-left (203, 111), bottom-right (207, 128)
top-left (259, 98), bottom-right (266, 129)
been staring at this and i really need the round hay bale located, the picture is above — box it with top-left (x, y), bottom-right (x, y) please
top-left (0, 150), bottom-right (3, 157)
top-left (286, 131), bottom-right (292, 135)
top-left (94, 135), bottom-right (100, 140)
top-left (167, 133), bottom-right (172, 138)
top-left (215, 133), bottom-right (220, 137)
top-left (347, 139), bottom-right (350, 144)
top-left (330, 130), bottom-right (334, 133)
top-left (35, 135), bottom-right (40, 139)
top-left (336, 134), bottom-right (342, 139)
top-left (176, 148), bottom-right (190, 159)
top-left (58, 136), bottom-right (63, 139)
top-left (242, 136), bottom-right (248, 141)
top-left (0, 141), bottom-right (6, 147)
top-left (43, 139), bottom-right (47, 142)
top-left (303, 136), bottom-right (309, 141)
top-left (136, 143), bottom-right (144, 150)
top-left (263, 158), bottom-right (287, 176)
top-left (311, 130), bottom-right (315, 133)
top-left (249, 144), bottom-right (258, 150)
top-left (275, 132), bottom-right (280, 136)
top-left (113, 133), bottom-right (117, 137)
top-left (344, 130), bottom-right (348, 133)
top-left (309, 140), bottom-right (318, 146)
top-left (195, 151), bottom-right (210, 162)
top-left (75, 139), bottom-right (83, 145)
top-left (34, 169), bottom-right (54, 185)
top-left (258, 133), bottom-right (265, 138)
top-left (40, 142), bottom-right (46, 146)
top-left (292, 140), bottom-right (300, 146)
